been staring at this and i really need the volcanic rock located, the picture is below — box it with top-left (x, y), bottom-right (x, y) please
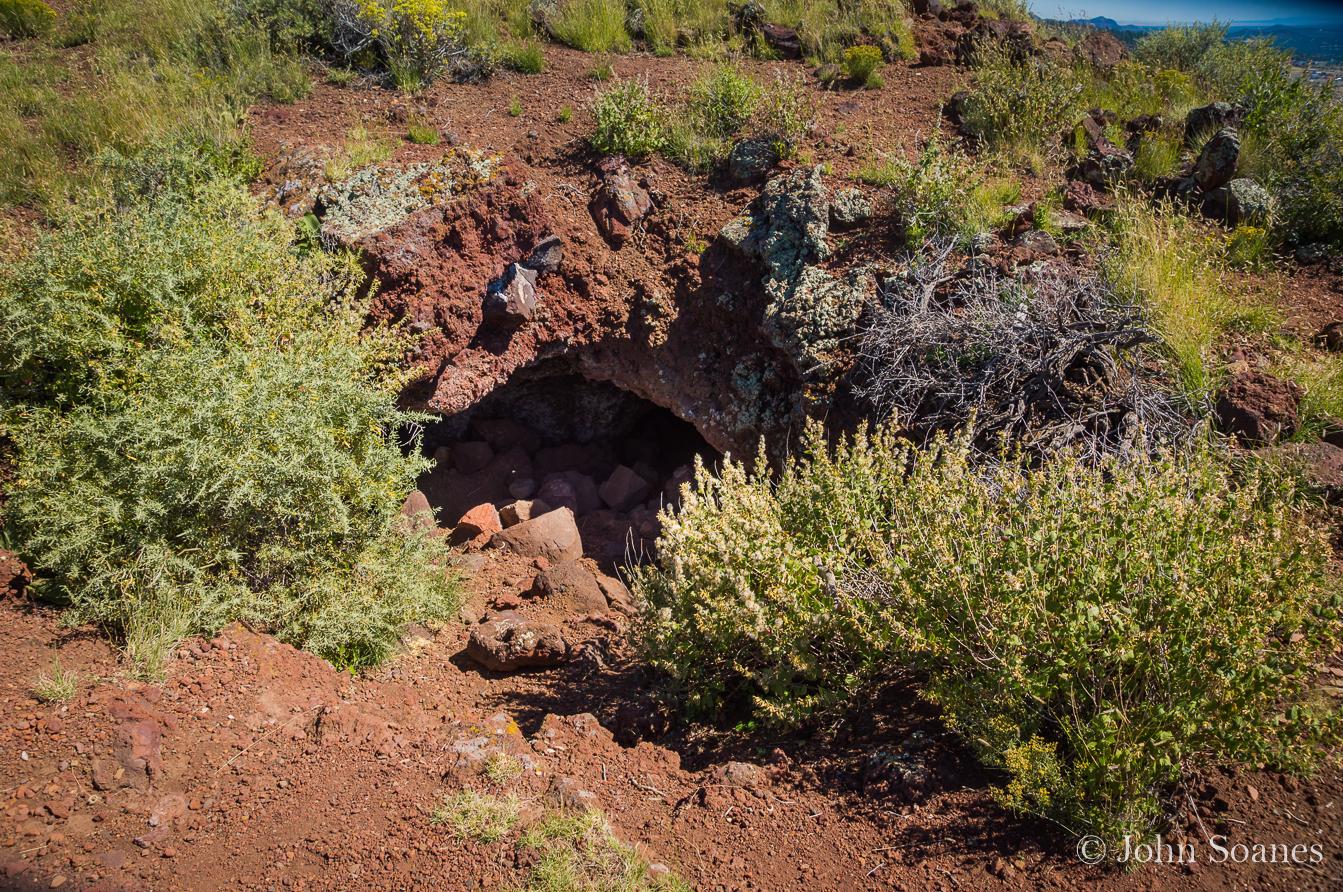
top-left (466, 612), bottom-right (568, 671)
top-left (590, 155), bottom-right (653, 247)
top-left (1214, 370), bottom-right (1302, 446)
top-left (529, 560), bottom-right (610, 613)
top-left (489, 507), bottom-right (584, 561)
top-left (1193, 129), bottom-right (1240, 192)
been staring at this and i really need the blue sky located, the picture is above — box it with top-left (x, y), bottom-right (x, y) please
top-left (1026, 1), bottom-right (1343, 26)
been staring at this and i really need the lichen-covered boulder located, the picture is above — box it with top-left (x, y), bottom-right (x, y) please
top-left (1202, 177), bottom-right (1273, 226)
top-left (1193, 128), bottom-right (1240, 192)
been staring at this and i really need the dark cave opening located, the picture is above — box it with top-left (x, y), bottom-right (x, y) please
top-left (417, 361), bottom-right (717, 566)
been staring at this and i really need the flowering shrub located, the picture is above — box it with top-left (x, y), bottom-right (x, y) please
top-left (635, 424), bottom-right (1341, 846)
top-left (330, 0), bottom-right (467, 89)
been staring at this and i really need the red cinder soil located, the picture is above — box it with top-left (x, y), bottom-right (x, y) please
top-left (2, 546), bottom-right (1342, 890)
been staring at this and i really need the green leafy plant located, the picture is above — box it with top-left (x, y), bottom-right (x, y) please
top-left (959, 40), bottom-right (1085, 167)
top-left (508, 95), bottom-right (523, 116)
top-left (860, 131), bottom-right (1003, 246)
top-left (590, 77), bottom-right (663, 159)
top-left (635, 424), bottom-right (1341, 848)
top-left (2, 147), bottom-right (461, 675)
top-left (556, 104), bottom-right (573, 123)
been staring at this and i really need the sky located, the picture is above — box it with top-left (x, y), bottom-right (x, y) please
top-left (1026, 0), bottom-right (1343, 26)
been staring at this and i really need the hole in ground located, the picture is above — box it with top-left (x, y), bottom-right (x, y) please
top-left (417, 362), bottom-right (717, 568)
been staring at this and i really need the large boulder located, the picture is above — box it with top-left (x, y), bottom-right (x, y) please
top-left (1193, 129), bottom-right (1240, 192)
top-left (589, 155), bottom-right (653, 248)
top-left (489, 506), bottom-right (584, 561)
top-left (466, 612), bottom-right (569, 671)
top-left (1214, 370), bottom-right (1302, 446)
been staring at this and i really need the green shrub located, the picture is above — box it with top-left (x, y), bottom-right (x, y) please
top-left (687, 62), bottom-right (761, 138)
top-left (2, 150), bottom-right (460, 674)
top-left (860, 132), bottom-right (1001, 246)
top-left (959, 41), bottom-right (1085, 166)
top-left (331, 0), bottom-right (468, 91)
top-left (0, 0), bottom-right (55, 37)
top-left (635, 424), bottom-right (1341, 845)
top-left (590, 77), bottom-right (663, 159)
top-left (550, 0), bottom-right (630, 54)
top-left (1134, 23), bottom-right (1227, 72)
top-left (840, 44), bottom-right (883, 87)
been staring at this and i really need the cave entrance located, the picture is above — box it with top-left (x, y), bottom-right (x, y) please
top-left (417, 362), bottom-right (717, 566)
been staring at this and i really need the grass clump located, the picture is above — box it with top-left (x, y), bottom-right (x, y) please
top-left (406, 117), bottom-right (441, 144)
top-left (519, 810), bottom-right (691, 891)
top-left (31, 658), bottom-right (77, 703)
top-left (432, 790), bottom-right (521, 842)
top-left (1275, 352), bottom-right (1343, 438)
top-left (840, 44), bottom-right (883, 89)
top-left (0, 0), bottom-right (55, 37)
top-left (1104, 199), bottom-right (1273, 400)
top-left (0, 0), bottom-right (311, 209)
top-left (590, 77), bottom-right (663, 159)
top-left (323, 124), bottom-right (394, 180)
top-left (763, 0), bottom-right (913, 67)
top-left (502, 40), bottom-right (545, 73)
top-left (550, 0), bottom-right (630, 54)
top-left (634, 423), bottom-right (1341, 849)
top-left (1, 145), bottom-right (462, 676)
top-left (483, 751), bottom-right (524, 784)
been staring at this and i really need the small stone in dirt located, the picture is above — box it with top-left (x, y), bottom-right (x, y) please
top-left (490, 507), bottom-right (584, 562)
top-left (546, 775), bottom-right (600, 812)
top-left (590, 155), bottom-right (653, 248)
top-left (1013, 229), bottom-right (1060, 256)
top-left (713, 761), bottom-right (768, 790)
top-left (466, 611), bottom-right (568, 672)
top-left (453, 503), bottom-right (502, 547)
top-left (598, 465), bottom-right (651, 512)
top-left (484, 262), bottom-right (539, 325)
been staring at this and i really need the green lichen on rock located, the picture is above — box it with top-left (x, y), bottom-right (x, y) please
top-left (719, 165), bottom-right (872, 382)
top-left (317, 147), bottom-right (498, 243)
top-left (764, 265), bottom-right (874, 376)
